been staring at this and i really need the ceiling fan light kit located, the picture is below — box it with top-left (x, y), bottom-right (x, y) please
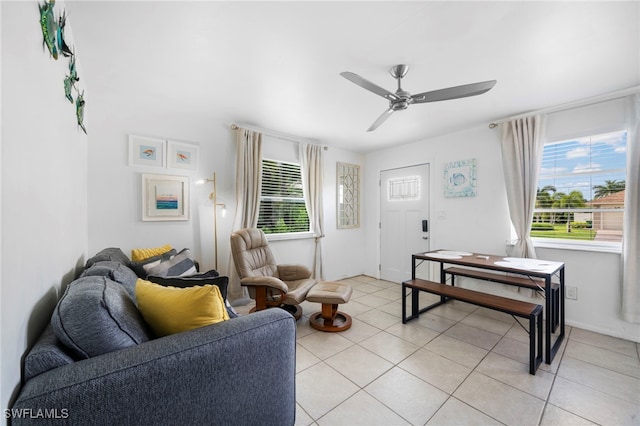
top-left (341, 64), bottom-right (497, 131)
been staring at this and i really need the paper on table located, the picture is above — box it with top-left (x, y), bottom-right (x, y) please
top-left (437, 250), bottom-right (473, 256)
top-left (503, 257), bottom-right (554, 266)
top-left (425, 253), bottom-right (463, 260)
top-left (494, 261), bottom-right (551, 271)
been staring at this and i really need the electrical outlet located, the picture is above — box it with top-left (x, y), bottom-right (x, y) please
top-left (566, 286), bottom-right (578, 300)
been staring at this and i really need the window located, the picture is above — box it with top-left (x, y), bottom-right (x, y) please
top-left (388, 176), bottom-right (420, 201)
top-left (533, 130), bottom-right (627, 245)
top-left (257, 159), bottom-right (310, 235)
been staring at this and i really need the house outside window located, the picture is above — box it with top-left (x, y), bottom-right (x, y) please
top-left (533, 130), bottom-right (627, 247)
top-left (257, 158), bottom-right (310, 235)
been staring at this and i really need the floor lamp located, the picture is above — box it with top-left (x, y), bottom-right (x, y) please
top-left (198, 172), bottom-right (226, 270)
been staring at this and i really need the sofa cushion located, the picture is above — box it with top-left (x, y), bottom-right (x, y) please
top-left (51, 276), bottom-right (152, 359)
top-left (80, 261), bottom-right (139, 304)
top-left (131, 244), bottom-right (173, 262)
top-left (144, 248), bottom-right (197, 277)
top-left (129, 249), bottom-right (177, 278)
top-left (85, 247), bottom-right (130, 269)
top-left (136, 278), bottom-right (230, 337)
top-left (24, 324), bottom-right (76, 380)
top-left (146, 272), bottom-right (237, 318)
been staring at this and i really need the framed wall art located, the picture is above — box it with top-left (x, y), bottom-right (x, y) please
top-left (129, 135), bottom-right (166, 168)
top-left (337, 162), bottom-right (360, 229)
top-left (167, 140), bottom-right (199, 171)
top-left (444, 158), bottom-right (477, 198)
top-left (141, 174), bottom-right (190, 221)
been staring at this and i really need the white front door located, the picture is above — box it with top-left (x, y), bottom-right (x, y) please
top-left (380, 164), bottom-right (430, 283)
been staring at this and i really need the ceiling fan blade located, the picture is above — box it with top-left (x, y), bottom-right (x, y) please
top-left (367, 108), bottom-right (394, 132)
top-left (341, 71), bottom-right (398, 102)
top-left (411, 80), bottom-right (497, 104)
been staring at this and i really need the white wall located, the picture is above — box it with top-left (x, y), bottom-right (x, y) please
top-left (363, 103), bottom-right (640, 343)
top-left (318, 146), bottom-right (366, 280)
top-left (536, 247), bottom-right (638, 341)
top-left (261, 138), bottom-right (365, 280)
top-left (1, 1), bottom-right (89, 410)
top-left (364, 124), bottom-right (511, 278)
top-left (86, 110), bottom-right (365, 282)
top-left (86, 103), bottom-right (237, 276)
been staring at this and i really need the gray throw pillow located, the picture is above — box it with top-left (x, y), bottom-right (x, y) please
top-left (81, 261), bottom-right (139, 304)
top-left (51, 276), bottom-right (152, 359)
top-left (145, 248), bottom-right (197, 277)
top-left (85, 247), bottom-right (130, 269)
top-left (129, 249), bottom-right (177, 278)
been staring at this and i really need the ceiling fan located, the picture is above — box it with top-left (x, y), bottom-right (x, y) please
top-left (340, 64), bottom-right (497, 131)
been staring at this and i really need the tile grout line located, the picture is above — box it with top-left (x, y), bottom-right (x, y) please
top-left (293, 277), bottom-right (640, 425)
top-left (536, 330), bottom-right (566, 426)
top-left (536, 326), bottom-right (601, 426)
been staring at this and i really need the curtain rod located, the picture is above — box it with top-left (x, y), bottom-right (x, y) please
top-left (488, 85), bottom-right (640, 128)
top-left (230, 122), bottom-right (325, 148)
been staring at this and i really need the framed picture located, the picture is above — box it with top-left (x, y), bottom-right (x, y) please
top-left (337, 162), bottom-right (360, 229)
top-left (129, 135), bottom-right (166, 168)
top-left (142, 174), bottom-right (190, 221)
top-left (444, 158), bottom-right (477, 198)
top-left (167, 140), bottom-right (199, 171)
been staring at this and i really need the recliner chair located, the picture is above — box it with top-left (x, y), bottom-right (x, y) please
top-left (230, 228), bottom-right (316, 319)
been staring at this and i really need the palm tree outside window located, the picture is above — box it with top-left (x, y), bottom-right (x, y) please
top-left (533, 130), bottom-right (627, 244)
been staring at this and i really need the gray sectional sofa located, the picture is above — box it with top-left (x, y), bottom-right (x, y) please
top-left (11, 248), bottom-right (296, 426)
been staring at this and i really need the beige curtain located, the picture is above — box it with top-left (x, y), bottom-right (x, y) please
top-left (622, 93), bottom-right (640, 323)
top-left (500, 115), bottom-right (546, 259)
top-left (228, 127), bottom-right (262, 301)
top-left (300, 143), bottom-right (325, 280)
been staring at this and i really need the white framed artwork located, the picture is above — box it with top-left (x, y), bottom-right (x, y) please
top-left (141, 174), bottom-right (190, 221)
top-left (444, 158), bottom-right (477, 198)
top-left (167, 140), bottom-right (199, 171)
top-left (128, 135), bottom-right (166, 168)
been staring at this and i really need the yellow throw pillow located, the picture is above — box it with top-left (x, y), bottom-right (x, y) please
top-left (131, 244), bottom-right (173, 262)
top-left (135, 279), bottom-right (229, 337)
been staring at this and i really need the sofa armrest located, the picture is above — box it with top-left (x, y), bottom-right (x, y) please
top-left (240, 276), bottom-right (288, 292)
top-left (11, 309), bottom-right (296, 426)
top-left (277, 265), bottom-right (312, 281)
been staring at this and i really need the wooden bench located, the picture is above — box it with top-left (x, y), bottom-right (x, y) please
top-left (402, 278), bottom-right (543, 375)
top-left (444, 267), bottom-right (560, 332)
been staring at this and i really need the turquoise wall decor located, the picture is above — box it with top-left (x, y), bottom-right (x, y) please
top-left (56, 9), bottom-right (73, 58)
top-left (38, 0), bottom-right (87, 134)
top-left (444, 158), bottom-right (477, 198)
top-left (38, 0), bottom-right (58, 59)
top-left (64, 55), bottom-right (79, 103)
top-left (76, 91), bottom-right (87, 134)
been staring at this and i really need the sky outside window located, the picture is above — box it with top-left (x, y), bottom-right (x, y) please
top-left (539, 130), bottom-right (627, 202)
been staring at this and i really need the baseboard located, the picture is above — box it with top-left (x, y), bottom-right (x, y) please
top-left (566, 319), bottom-right (640, 343)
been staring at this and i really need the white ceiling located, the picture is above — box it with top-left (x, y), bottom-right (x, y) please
top-left (66, 1), bottom-right (640, 153)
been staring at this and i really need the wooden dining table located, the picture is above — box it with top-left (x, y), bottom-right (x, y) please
top-left (411, 250), bottom-right (565, 364)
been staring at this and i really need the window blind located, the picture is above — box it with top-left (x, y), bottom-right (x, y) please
top-left (258, 159), bottom-right (310, 234)
top-left (534, 130), bottom-right (626, 242)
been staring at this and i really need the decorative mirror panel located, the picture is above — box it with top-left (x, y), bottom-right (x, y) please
top-left (337, 162), bottom-right (360, 229)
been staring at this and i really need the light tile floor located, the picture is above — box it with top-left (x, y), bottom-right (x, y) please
top-left (238, 275), bottom-right (640, 426)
